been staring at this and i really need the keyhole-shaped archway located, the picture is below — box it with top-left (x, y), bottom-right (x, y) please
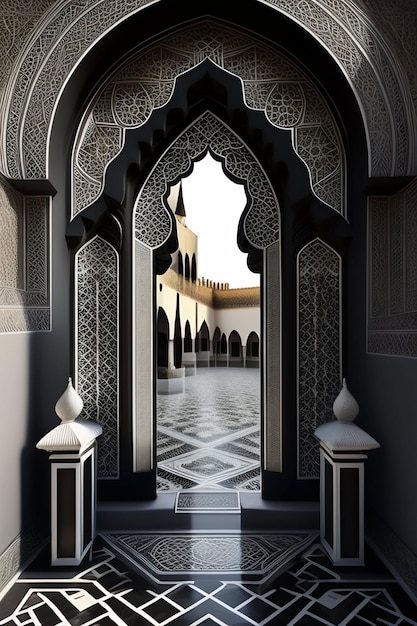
top-left (133, 111), bottom-right (282, 477)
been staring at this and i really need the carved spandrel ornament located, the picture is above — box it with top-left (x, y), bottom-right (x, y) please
top-left (1, 1), bottom-right (414, 183)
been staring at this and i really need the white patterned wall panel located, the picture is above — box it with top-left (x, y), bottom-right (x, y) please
top-left (297, 239), bottom-right (342, 478)
top-left (135, 112), bottom-right (279, 250)
top-left (0, 527), bottom-right (46, 595)
top-left (134, 240), bottom-right (154, 472)
top-left (368, 178), bottom-right (417, 356)
top-left (264, 242), bottom-right (282, 472)
top-left (76, 237), bottom-right (119, 478)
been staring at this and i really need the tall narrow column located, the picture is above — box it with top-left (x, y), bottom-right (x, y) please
top-left (315, 380), bottom-right (379, 566)
top-left (242, 345), bottom-right (247, 368)
top-left (168, 339), bottom-right (175, 370)
top-left (37, 379), bottom-right (102, 566)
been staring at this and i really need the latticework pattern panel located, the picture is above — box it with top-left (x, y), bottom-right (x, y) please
top-left (297, 239), bottom-right (341, 478)
top-left (76, 237), bottom-right (119, 478)
top-left (135, 112), bottom-right (279, 251)
top-left (368, 178), bottom-right (417, 356)
top-left (73, 20), bottom-right (344, 219)
top-left (26, 197), bottom-right (48, 295)
top-left (0, 183), bottom-right (50, 332)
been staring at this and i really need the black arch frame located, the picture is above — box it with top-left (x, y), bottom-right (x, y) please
top-left (52, 7), bottom-right (365, 501)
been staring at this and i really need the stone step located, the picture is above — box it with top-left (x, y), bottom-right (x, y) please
top-left (97, 492), bottom-right (319, 532)
top-left (240, 492), bottom-right (320, 531)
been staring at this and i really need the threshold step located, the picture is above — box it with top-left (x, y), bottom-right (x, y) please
top-left (240, 492), bottom-right (319, 531)
top-left (97, 493), bottom-right (319, 532)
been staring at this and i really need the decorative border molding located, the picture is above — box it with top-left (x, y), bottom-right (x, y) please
top-left (266, 0), bottom-right (416, 176)
top-left (0, 527), bottom-right (46, 597)
top-left (0, 0), bottom-right (414, 183)
top-left (367, 510), bottom-right (417, 602)
top-left (344, 0), bottom-right (417, 176)
top-left (368, 177), bottom-right (417, 357)
top-left (297, 238), bottom-right (342, 479)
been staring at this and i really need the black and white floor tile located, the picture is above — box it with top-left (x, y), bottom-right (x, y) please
top-left (157, 369), bottom-right (260, 492)
top-left (2, 535), bottom-right (417, 625)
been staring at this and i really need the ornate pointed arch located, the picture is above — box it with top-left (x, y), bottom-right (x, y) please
top-left (71, 20), bottom-right (345, 219)
top-left (0, 1), bottom-right (414, 183)
top-left (134, 111), bottom-right (279, 252)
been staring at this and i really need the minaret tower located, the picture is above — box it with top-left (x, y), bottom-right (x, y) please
top-left (175, 182), bottom-right (187, 226)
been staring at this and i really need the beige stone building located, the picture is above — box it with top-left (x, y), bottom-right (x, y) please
top-left (157, 185), bottom-right (260, 380)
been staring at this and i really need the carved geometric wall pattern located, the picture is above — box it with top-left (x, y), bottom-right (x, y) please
top-left (0, 2), bottom-right (55, 91)
top-left (72, 20), bottom-right (344, 219)
top-left (368, 177), bottom-right (417, 357)
top-left (0, 1), bottom-right (414, 184)
top-left (297, 238), bottom-right (342, 478)
top-left (135, 112), bottom-right (280, 250)
top-left (76, 236), bottom-right (119, 479)
top-left (0, 180), bottom-right (50, 332)
top-left (353, 0), bottom-right (417, 175)
top-left (265, 0), bottom-right (416, 177)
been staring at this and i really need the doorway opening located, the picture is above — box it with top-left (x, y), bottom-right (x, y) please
top-left (156, 153), bottom-right (261, 492)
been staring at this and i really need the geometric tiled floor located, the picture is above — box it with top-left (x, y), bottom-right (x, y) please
top-left (157, 369), bottom-right (260, 492)
top-left (2, 535), bottom-right (417, 625)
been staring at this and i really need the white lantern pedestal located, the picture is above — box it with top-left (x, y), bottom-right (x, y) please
top-left (37, 379), bottom-right (102, 566)
top-left (315, 380), bottom-right (379, 566)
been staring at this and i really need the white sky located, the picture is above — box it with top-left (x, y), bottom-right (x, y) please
top-left (170, 153), bottom-right (258, 288)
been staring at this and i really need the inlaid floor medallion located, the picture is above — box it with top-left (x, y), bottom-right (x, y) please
top-left (102, 532), bottom-right (317, 585)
